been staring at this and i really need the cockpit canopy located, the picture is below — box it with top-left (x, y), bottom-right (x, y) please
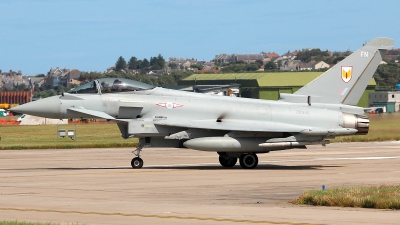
top-left (67, 78), bottom-right (155, 94)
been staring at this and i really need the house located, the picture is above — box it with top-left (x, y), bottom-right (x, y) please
top-left (279, 59), bottom-right (302, 71)
top-left (168, 57), bottom-right (203, 71)
top-left (0, 70), bottom-right (26, 89)
top-left (22, 76), bottom-right (45, 89)
top-left (262, 52), bottom-right (279, 58)
top-left (181, 61), bottom-right (191, 69)
top-left (235, 54), bottom-right (263, 63)
top-left (213, 53), bottom-right (265, 65)
top-left (384, 48), bottom-right (400, 61)
top-left (147, 70), bottom-right (165, 76)
top-left (313, 61), bottom-right (330, 70)
top-left (281, 50), bottom-right (297, 58)
top-left (299, 62), bottom-right (314, 70)
top-left (60, 69), bottom-right (81, 86)
top-left (127, 69), bottom-right (141, 75)
top-left (45, 67), bottom-right (79, 88)
top-left (212, 54), bottom-right (236, 64)
top-left (299, 61), bottom-right (329, 70)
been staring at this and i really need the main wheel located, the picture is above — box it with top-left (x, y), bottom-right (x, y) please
top-left (131, 157), bottom-right (144, 169)
top-left (219, 156), bottom-right (237, 167)
top-left (239, 153), bottom-right (258, 169)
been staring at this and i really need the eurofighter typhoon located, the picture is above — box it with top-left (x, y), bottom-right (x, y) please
top-left (13, 37), bottom-right (394, 169)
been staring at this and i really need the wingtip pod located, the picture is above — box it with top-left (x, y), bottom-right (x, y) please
top-left (364, 37), bottom-right (394, 50)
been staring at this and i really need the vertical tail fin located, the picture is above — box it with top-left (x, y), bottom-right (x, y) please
top-left (294, 37), bottom-right (394, 105)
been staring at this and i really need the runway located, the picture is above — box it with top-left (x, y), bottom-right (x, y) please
top-left (1, 142), bottom-right (399, 225)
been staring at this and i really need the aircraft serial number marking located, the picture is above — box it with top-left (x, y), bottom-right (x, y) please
top-left (154, 116), bottom-right (167, 121)
top-left (120, 99), bottom-right (144, 103)
top-left (296, 110), bottom-right (310, 115)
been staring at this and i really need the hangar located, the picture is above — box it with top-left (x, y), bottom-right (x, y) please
top-left (178, 72), bottom-right (376, 107)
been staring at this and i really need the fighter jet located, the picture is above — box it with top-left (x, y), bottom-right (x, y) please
top-left (13, 37), bottom-right (394, 169)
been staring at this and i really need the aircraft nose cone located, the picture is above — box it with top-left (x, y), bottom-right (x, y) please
top-left (12, 96), bottom-right (61, 119)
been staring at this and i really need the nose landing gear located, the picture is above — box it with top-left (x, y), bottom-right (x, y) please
top-left (131, 142), bottom-right (144, 169)
top-left (131, 157), bottom-right (143, 169)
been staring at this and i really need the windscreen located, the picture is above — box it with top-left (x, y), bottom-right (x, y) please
top-left (67, 80), bottom-right (98, 94)
top-left (67, 78), bottom-right (155, 94)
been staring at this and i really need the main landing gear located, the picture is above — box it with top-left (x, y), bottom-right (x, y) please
top-left (131, 143), bottom-right (144, 169)
top-left (219, 155), bottom-right (237, 167)
top-left (218, 153), bottom-right (259, 169)
top-left (239, 153), bottom-right (258, 169)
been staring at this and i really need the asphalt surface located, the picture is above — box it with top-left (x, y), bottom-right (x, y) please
top-left (1, 142), bottom-right (400, 225)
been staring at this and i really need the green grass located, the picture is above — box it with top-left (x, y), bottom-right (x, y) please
top-left (0, 123), bottom-right (138, 150)
top-left (0, 222), bottom-right (83, 225)
top-left (0, 221), bottom-right (58, 225)
top-left (293, 186), bottom-right (400, 209)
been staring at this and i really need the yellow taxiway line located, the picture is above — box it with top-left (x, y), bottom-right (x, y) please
top-left (0, 207), bottom-right (321, 225)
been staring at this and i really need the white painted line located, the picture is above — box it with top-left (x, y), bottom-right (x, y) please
top-left (146, 162), bottom-right (219, 168)
top-left (260, 156), bottom-right (400, 163)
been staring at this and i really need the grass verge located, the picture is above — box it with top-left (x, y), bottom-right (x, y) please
top-left (292, 186), bottom-right (400, 209)
top-left (0, 123), bottom-right (137, 150)
top-left (0, 221), bottom-right (58, 225)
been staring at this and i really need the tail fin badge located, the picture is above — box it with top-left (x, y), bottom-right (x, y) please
top-left (341, 66), bottom-right (353, 83)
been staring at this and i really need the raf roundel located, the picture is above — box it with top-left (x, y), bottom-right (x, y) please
top-left (156, 102), bottom-right (184, 109)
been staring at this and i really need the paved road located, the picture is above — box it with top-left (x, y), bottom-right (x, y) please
top-left (1, 142), bottom-right (399, 224)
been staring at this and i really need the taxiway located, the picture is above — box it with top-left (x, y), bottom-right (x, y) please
top-left (1, 142), bottom-right (399, 224)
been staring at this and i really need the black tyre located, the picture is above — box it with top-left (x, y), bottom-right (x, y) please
top-left (239, 153), bottom-right (258, 169)
top-left (131, 157), bottom-right (144, 169)
top-left (218, 156), bottom-right (237, 167)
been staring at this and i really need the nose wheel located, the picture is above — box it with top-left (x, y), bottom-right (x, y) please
top-left (131, 157), bottom-right (143, 169)
top-left (131, 142), bottom-right (144, 169)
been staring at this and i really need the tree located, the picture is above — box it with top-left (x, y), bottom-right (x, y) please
top-left (58, 85), bottom-right (67, 94)
top-left (296, 48), bottom-right (330, 63)
top-left (15, 83), bottom-right (27, 91)
top-left (169, 63), bottom-right (178, 69)
top-left (334, 56), bottom-right (345, 64)
top-left (128, 57), bottom-right (138, 69)
top-left (141, 58), bottom-right (150, 68)
top-left (190, 64), bottom-right (203, 70)
top-left (264, 61), bottom-right (277, 70)
top-left (150, 54), bottom-right (165, 70)
top-left (373, 63), bottom-right (400, 87)
top-left (245, 63), bottom-right (260, 71)
top-left (324, 57), bottom-right (335, 65)
top-left (255, 60), bottom-right (264, 68)
top-left (115, 56), bottom-right (127, 71)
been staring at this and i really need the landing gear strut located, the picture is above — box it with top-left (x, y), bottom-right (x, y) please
top-left (239, 153), bottom-right (258, 169)
top-left (131, 142), bottom-right (144, 169)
